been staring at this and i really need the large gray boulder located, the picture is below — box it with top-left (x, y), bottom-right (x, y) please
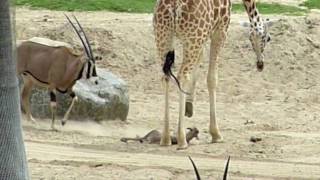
top-left (27, 68), bottom-right (129, 121)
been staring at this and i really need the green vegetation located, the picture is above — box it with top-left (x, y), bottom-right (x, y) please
top-left (301, 0), bottom-right (320, 9)
top-left (15, 0), bottom-right (155, 13)
top-left (233, 3), bottom-right (308, 16)
top-left (16, 0), bottom-right (309, 15)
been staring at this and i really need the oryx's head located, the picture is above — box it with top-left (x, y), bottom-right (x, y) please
top-left (241, 18), bottom-right (273, 72)
top-left (65, 14), bottom-right (100, 84)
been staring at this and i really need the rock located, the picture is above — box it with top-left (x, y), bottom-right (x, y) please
top-left (24, 68), bottom-right (129, 121)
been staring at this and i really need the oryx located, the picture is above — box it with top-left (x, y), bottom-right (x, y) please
top-left (17, 15), bottom-right (101, 131)
top-left (189, 156), bottom-right (231, 180)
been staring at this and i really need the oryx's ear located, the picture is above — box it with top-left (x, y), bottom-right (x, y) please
top-left (95, 56), bottom-right (102, 62)
top-left (240, 21), bottom-right (251, 28)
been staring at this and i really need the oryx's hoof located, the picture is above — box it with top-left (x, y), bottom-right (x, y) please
top-left (27, 116), bottom-right (37, 123)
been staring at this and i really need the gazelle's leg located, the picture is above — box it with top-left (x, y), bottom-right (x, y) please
top-left (49, 90), bottom-right (58, 131)
top-left (208, 28), bottom-right (227, 143)
top-left (185, 54), bottom-right (202, 117)
top-left (61, 92), bottom-right (77, 126)
top-left (21, 76), bottom-right (36, 123)
top-left (177, 43), bottom-right (203, 150)
top-left (154, 8), bottom-right (174, 146)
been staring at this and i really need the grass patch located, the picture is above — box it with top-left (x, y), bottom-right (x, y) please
top-left (301, 0), bottom-right (320, 9)
top-left (16, 0), bottom-right (308, 15)
top-left (233, 3), bottom-right (308, 16)
top-left (15, 0), bottom-right (155, 13)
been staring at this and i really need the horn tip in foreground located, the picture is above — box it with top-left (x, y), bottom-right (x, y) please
top-left (188, 156), bottom-right (201, 180)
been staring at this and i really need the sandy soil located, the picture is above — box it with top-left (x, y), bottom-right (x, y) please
top-left (16, 6), bottom-right (320, 180)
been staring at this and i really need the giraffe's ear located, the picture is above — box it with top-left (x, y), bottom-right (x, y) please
top-left (239, 21), bottom-right (251, 28)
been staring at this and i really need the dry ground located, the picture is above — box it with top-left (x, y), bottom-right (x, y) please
top-left (16, 7), bottom-right (320, 180)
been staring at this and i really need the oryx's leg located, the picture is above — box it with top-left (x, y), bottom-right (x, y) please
top-left (185, 55), bottom-right (202, 118)
top-left (49, 90), bottom-right (58, 131)
top-left (208, 28), bottom-right (227, 143)
top-left (61, 91), bottom-right (77, 126)
top-left (21, 76), bottom-right (36, 123)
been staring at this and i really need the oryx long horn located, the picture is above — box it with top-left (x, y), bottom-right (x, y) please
top-left (72, 15), bottom-right (94, 61)
top-left (223, 156), bottom-right (231, 180)
top-left (189, 156), bottom-right (201, 180)
top-left (64, 14), bottom-right (91, 60)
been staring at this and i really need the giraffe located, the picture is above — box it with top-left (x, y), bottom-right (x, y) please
top-left (153, 0), bottom-right (272, 149)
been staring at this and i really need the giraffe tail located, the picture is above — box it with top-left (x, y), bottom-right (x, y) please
top-left (162, 51), bottom-right (189, 94)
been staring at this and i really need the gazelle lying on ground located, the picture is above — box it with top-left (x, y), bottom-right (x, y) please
top-left (189, 156), bottom-right (231, 180)
top-left (121, 127), bottom-right (199, 144)
top-left (17, 15), bottom-right (101, 131)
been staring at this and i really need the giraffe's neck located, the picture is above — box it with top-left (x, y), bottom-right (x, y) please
top-left (242, 0), bottom-right (263, 25)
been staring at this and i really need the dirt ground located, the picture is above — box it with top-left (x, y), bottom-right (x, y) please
top-left (16, 6), bottom-right (320, 180)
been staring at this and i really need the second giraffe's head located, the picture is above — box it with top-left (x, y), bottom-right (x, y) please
top-left (241, 18), bottom-right (273, 72)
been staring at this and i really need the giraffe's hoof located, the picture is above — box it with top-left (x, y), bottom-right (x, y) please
top-left (61, 121), bottom-right (66, 126)
top-left (51, 127), bottom-right (59, 132)
top-left (160, 137), bottom-right (172, 146)
top-left (177, 144), bottom-right (188, 150)
top-left (211, 134), bottom-right (223, 143)
top-left (185, 102), bottom-right (193, 117)
top-left (257, 61), bottom-right (264, 72)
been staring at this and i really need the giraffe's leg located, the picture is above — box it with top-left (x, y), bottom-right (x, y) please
top-left (21, 76), bottom-right (36, 123)
top-left (154, 25), bottom-right (174, 146)
top-left (177, 80), bottom-right (188, 150)
top-left (160, 76), bottom-right (171, 146)
top-left (61, 91), bottom-right (77, 126)
top-left (49, 90), bottom-right (58, 131)
top-left (208, 29), bottom-right (227, 143)
top-left (185, 54), bottom-right (202, 118)
top-left (177, 43), bottom-right (203, 150)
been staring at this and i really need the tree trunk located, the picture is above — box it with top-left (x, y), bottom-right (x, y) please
top-left (0, 0), bottom-right (29, 179)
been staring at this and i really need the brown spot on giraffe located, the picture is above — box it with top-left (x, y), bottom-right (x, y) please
top-left (223, 0), bottom-right (228, 6)
top-left (213, 0), bottom-right (220, 6)
top-left (214, 8), bottom-right (219, 20)
top-left (220, 7), bottom-right (226, 16)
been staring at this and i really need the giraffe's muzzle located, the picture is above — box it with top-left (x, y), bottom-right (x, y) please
top-left (257, 61), bottom-right (264, 72)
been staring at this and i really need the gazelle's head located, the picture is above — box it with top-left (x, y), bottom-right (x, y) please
top-left (241, 18), bottom-right (273, 71)
top-left (66, 14), bottom-right (101, 84)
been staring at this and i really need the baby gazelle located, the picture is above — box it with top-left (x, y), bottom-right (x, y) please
top-left (121, 127), bottom-right (199, 144)
top-left (189, 156), bottom-right (231, 180)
